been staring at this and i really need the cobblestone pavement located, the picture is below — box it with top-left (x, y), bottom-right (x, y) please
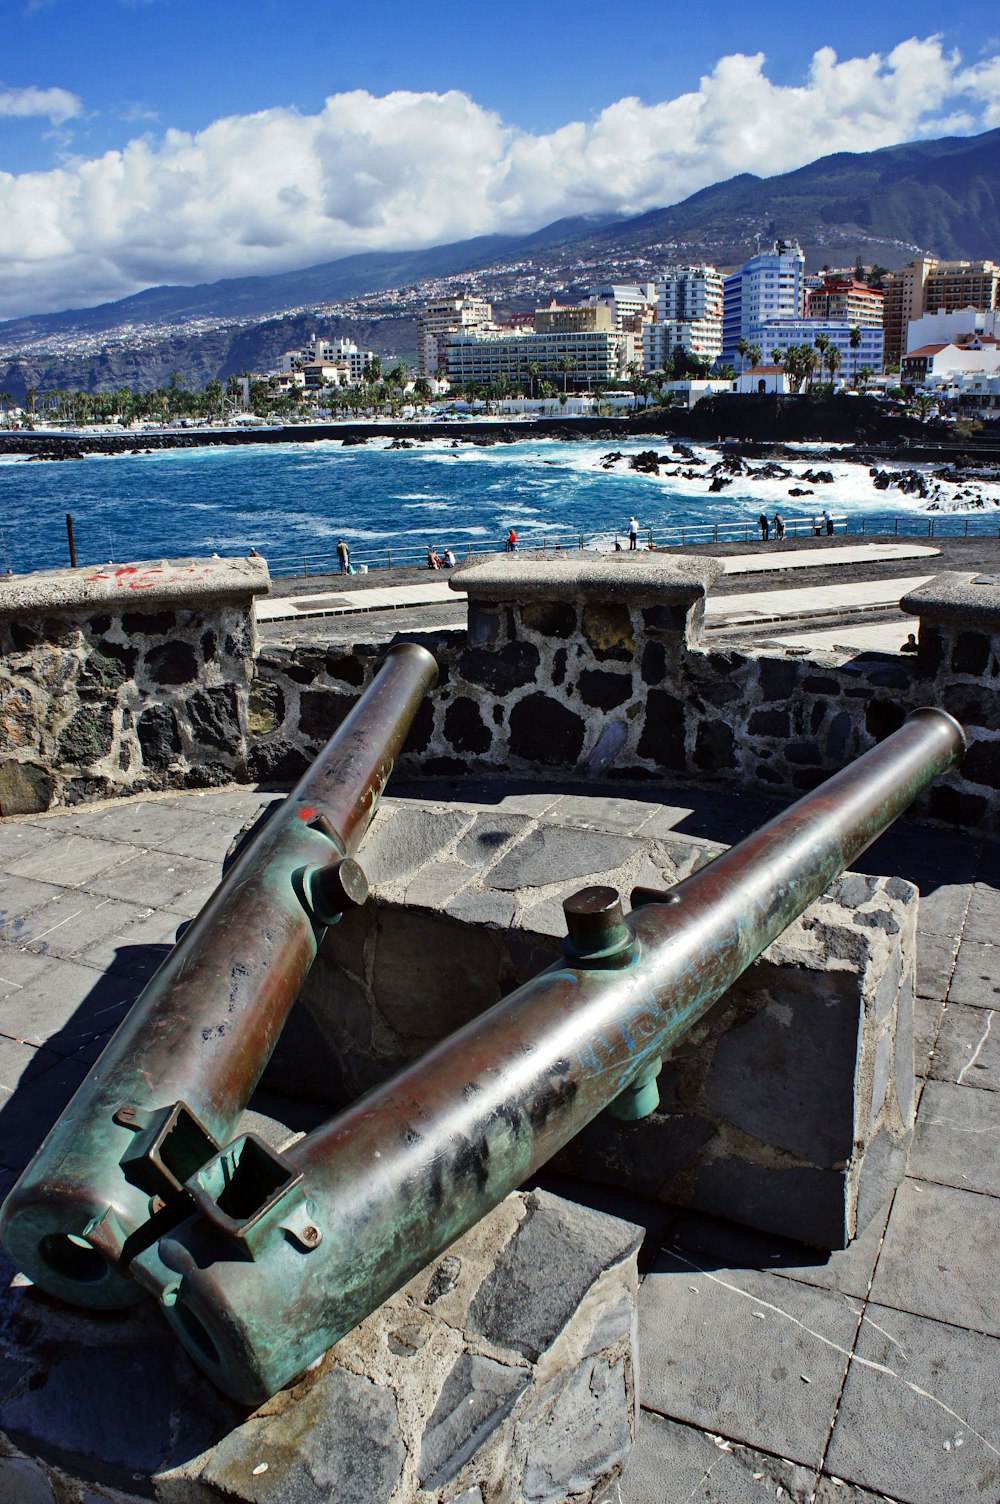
top-left (0, 778), bottom-right (997, 1504)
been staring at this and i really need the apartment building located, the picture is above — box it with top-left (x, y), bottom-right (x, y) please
top-left (722, 240), bottom-right (806, 363)
top-left (749, 319), bottom-right (884, 378)
top-left (882, 258), bottom-right (1000, 365)
top-left (807, 277), bottom-right (883, 325)
top-left (535, 301), bottom-right (615, 333)
top-left (279, 337), bottom-right (376, 385)
top-left (417, 294), bottom-right (494, 377)
top-left (644, 265), bottom-right (723, 370)
top-left (443, 327), bottom-right (629, 390)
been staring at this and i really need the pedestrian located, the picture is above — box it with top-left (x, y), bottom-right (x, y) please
top-left (507, 528), bottom-right (517, 553)
top-left (627, 515), bottom-right (639, 550)
top-left (823, 509), bottom-right (833, 536)
top-left (427, 547), bottom-right (441, 570)
top-left (336, 538), bottom-right (350, 574)
top-left (443, 548), bottom-right (456, 568)
top-left (758, 512), bottom-right (770, 542)
top-left (774, 513), bottom-right (785, 540)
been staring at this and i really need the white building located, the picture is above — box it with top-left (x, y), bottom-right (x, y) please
top-left (749, 319), bottom-right (884, 379)
top-left (279, 337), bottom-right (376, 385)
top-left (444, 328), bottom-right (629, 390)
top-left (901, 338), bottom-right (1000, 384)
top-left (644, 266), bottom-right (723, 371)
top-left (728, 365), bottom-right (792, 395)
top-left (905, 307), bottom-right (1000, 354)
top-left (722, 241), bottom-right (806, 363)
top-left (418, 294), bottom-right (494, 377)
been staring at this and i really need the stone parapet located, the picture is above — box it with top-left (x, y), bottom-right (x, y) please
top-left (0, 557), bottom-right (268, 814)
top-left (0, 557), bottom-right (269, 620)
top-left (0, 1186), bottom-right (640, 1504)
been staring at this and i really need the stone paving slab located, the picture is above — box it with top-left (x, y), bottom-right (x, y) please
top-left (930, 1002), bottom-right (999, 1089)
top-left (825, 1302), bottom-right (1000, 1502)
top-left (621, 1410), bottom-right (814, 1503)
top-left (638, 1252), bottom-right (859, 1468)
top-left (945, 939), bottom-right (1000, 1009)
top-left (909, 1078), bottom-right (1000, 1195)
top-left (869, 1180), bottom-right (1000, 1338)
top-left (0, 951), bottom-right (138, 1053)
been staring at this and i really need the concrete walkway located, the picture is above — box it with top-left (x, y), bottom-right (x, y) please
top-left (705, 575), bottom-right (934, 629)
top-left (717, 542), bottom-right (940, 575)
top-left (0, 779), bottom-right (997, 1502)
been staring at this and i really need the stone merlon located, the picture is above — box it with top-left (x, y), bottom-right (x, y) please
top-left (449, 553), bottom-right (722, 606)
top-left (0, 555), bottom-right (270, 621)
top-left (900, 571), bottom-right (1000, 630)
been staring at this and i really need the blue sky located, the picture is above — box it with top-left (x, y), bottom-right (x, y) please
top-left (2, 0), bottom-right (999, 317)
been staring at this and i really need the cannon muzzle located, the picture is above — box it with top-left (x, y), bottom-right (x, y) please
top-left (128, 708), bottom-right (964, 1403)
top-left (0, 641), bottom-right (438, 1308)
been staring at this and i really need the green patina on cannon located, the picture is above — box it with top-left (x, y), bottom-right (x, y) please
top-left (0, 640), bottom-right (438, 1309)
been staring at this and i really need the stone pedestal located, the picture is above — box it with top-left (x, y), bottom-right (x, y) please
top-left (0, 1190), bottom-right (640, 1504)
top-left (284, 802), bottom-right (918, 1251)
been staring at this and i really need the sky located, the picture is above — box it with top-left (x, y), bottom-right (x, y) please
top-left (1, 0), bottom-right (1000, 320)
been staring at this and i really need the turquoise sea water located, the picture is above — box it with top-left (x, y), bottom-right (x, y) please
top-left (0, 435), bottom-right (959, 576)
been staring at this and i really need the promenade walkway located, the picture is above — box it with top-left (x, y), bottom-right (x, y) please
top-left (0, 778), bottom-right (997, 1502)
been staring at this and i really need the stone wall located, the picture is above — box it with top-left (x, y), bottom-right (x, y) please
top-left (0, 558), bottom-right (268, 814)
top-left (249, 557), bottom-right (998, 835)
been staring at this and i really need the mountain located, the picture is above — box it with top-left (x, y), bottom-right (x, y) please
top-left (1, 128), bottom-right (998, 400)
top-left (575, 127), bottom-right (1000, 264)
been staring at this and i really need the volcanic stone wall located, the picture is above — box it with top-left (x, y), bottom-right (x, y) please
top-left (0, 558), bottom-right (267, 814)
top-left (251, 555), bottom-right (997, 834)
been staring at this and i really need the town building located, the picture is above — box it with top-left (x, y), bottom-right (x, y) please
top-left (748, 319), bottom-right (884, 380)
top-left (904, 307), bottom-right (1000, 353)
top-left (807, 277), bottom-right (883, 326)
top-left (443, 327), bottom-right (629, 391)
top-left (534, 301), bottom-right (615, 333)
top-left (644, 266), bottom-right (724, 371)
top-left (882, 258), bottom-right (1000, 365)
top-left (901, 334), bottom-right (1000, 384)
top-left (279, 337), bottom-right (376, 384)
top-left (721, 240), bottom-right (806, 363)
top-left (417, 294), bottom-right (494, 377)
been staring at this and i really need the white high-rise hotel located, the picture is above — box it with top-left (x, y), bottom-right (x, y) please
top-left (644, 266), bottom-right (724, 371)
top-left (721, 240), bottom-right (807, 362)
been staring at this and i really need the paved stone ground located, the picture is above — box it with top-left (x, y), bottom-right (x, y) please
top-left (0, 778), bottom-right (997, 1504)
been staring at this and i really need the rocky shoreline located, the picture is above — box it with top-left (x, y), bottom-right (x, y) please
top-left (2, 393), bottom-right (999, 465)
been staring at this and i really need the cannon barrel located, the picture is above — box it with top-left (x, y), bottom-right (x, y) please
top-left (0, 641), bottom-right (438, 1308)
top-left (128, 708), bottom-right (964, 1403)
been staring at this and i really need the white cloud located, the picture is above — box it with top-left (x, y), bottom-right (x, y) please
top-left (0, 84), bottom-right (82, 125)
top-left (2, 36), bottom-right (1000, 319)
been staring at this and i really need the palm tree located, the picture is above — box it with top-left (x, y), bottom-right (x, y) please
top-left (525, 361), bottom-right (541, 400)
top-left (826, 347), bottom-right (843, 387)
top-left (848, 326), bottom-right (862, 385)
top-left (736, 336), bottom-right (751, 372)
top-left (814, 334), bottom-right (831, 383)
top-left (856, 366), bottom-right (874, 392)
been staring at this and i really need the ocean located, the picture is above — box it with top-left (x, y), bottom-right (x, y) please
top-left (0, 435), bottom-right (993, 577)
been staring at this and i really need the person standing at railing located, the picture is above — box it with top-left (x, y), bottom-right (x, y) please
top-left (336, 538), bottom-right (350, 574)
top-left (627, 515), bottom-right (639, 550)
top-left (507, 528), bottom-right (517, 553)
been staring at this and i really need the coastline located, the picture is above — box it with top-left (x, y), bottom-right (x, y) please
top-left (2, 394), bottom-right (999, 465)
